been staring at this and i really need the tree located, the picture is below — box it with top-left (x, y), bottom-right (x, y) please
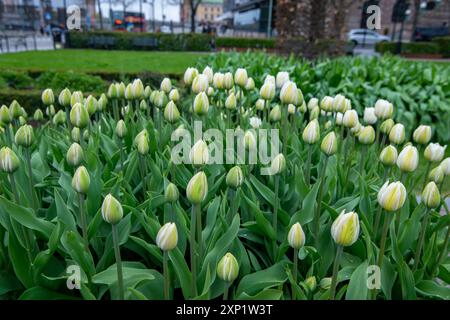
top-left (410, 0), bottom-right (421, 40)
top-left (188, 0), bottom-right (203, 32)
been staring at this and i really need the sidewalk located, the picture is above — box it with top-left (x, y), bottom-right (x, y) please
top-left (0, 35), bottom-right (54, 54)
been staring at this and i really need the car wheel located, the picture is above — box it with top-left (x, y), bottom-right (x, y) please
top-left (351, 40), bottom-right (358, 47)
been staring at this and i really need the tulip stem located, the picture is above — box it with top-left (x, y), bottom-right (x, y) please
top-left (305, 144), bottom-right (312, 186)
top-left (329, 245), bottom-right (343, 300)
top-left (374, 167), bottom-right (391, 237)
top-left (112, 224), bottom-right (124, 300)
top-left (190, 205), bottom-right (198, 297)
top-left (272, 175), bottom-right (280, 259)
top-left (421, 162), bottom-right (432, 192)
top-left (413, 207), bottom-right (431, 271)
top-left (113, 99), bottom-right (119, 123)
top-left (372, 213), bottom-right (392, 300)
top-left (195, 204), bottom-right (203, 261)
top-left (359, 145), bottom-right (367, 176)
top-left (78, 193), bottom-right (89, 250)
top-left (431, 224), bottom-right (450, 276)
top-left (223, 282), bottom-right (229, 300)
top-left (163, 250), bottom-right (170, 300)
top-left (118, 138), bottom-right (125, 171)
top-left (292, 248), bottom-right (298, 300)
top-left (25, 147), bottom-right (37, 210)
top-left (139, 155), bottom-right (147, 197)
top-left (314, 155), bottom-right (329, 246)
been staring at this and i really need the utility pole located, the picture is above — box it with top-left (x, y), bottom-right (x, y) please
top-left (267, 0), bottom-right (273, 38)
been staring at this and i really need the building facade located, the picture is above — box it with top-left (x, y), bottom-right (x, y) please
top-left (181, 0), bottom-right (223, 25)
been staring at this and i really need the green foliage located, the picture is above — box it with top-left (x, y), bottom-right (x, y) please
top-left (198, 52), bottom-right (450, 143)
top-left (35, 71), bottom-right (106, 93)
top-left (68, 31), bottom-right (212, 52)
top-left (376, 42), bottom-right (441, 55)
top-left (432, 37), bottom-right (450, 58)
top-left (0, 70), bottom-right (34, 90)
top-left (216, 37), bottom-right (276, 49)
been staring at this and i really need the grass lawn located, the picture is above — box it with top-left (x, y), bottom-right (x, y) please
top-left (0, 49), bottom-right (207, 74)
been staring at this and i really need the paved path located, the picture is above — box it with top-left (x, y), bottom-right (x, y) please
top-left (0, 36), bottom-right (55, 54)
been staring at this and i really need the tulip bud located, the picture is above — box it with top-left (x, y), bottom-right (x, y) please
top-left (107, 83), bottom-right (118, 99)
top-left (244, 130), bottom-right (257, 150)
top-left (374, 99), bottom-right (393, 120)
top-left (389, 123), bottom-right (405, 145)
top-left (193, 92), bottom-right (209, 116)
top-left (422, 181), bottom-right (440, 209)
top-left (397, 144), bottom-right (419, 172)
top-left (41, 88), bottom-right (55, 105)
top-left (255, 99), bottom-right (265, 111)
top-left (260, 82), bottom-right (275, 100)
top-left (269, 104), bottom-right (282, 122)
top-left (226, 166), bottom-right (244, 189)
top-left (276, 71), bottom-right (289, 89)
top-left (101, 194), bottom-right (123, 225)
top-left (201, 66), bottom-right (213, 83)
top-left (428, 165), bottom-right (444, 184)
top-left (192, 74), bottom-right (209, 93)
top-left (15, 124), bottom-right (34, 147)
top-left (125, 83), bottom-right (133, 100)
top-left (280, 81), bottom-right (298, 105)
top-left (139, 100), bottom-right (148, 112)
top-left (58, 88), bottom-right (71, 107)
top-left (245, 77), bottom-right (255, 91)
top-left (70, 103), bottom-right (89, 129)
top-left (249, 117), bottom-right (262, 129)
top-left (234, 68), bottom-right (248, 87)
top-left (184, 67), bottom-right (199, 86)
top-left (298, 101), bottom-right (307, 113)
top-left (154, 91), bottom-right (168, 109)
top-left (223, 72), bottom-right (234, 89)
top-left (186, 171), bottom-right (208, 204)
top-left (305, 276), bottom-right (317, 292)
top-left (270, 153), bottom-right (286, 175)
top-left (117, 82), bottom-right (126, 99)
top-left (113, 121), bottom-right (126, 140)
top-left (302, 119), bottom-right (320, 144)
top-left (441, 157), bottom-right (450, 176)
top-left (309, 106), bottom-right (320, 120)
top-left (82, 129), bottom-right (89, 142)
top-left (321, 132), bottom-right (338, 156)
top-left (363, 107), bottom-right (377, 124)
top-left (85, 95), bottom-right (97, 116)
top-left (225, 92), bottom-right (237, 110)
top-left (377, 181), bottom-right (407, 212)
top-left (98, 94), bottom-right (108, 111)
top-left (0, 147), bottom-right (20, 173)
top-left (70, 91), bottom-right (84, 107)
top-left (160, 78), bottom-right (172, 93)
top-left (189, 140), bottom-right (209, 167)
top-left (343, 110), bottom-right (359, 128)
top-left (143, 86), bottom-right (151, 99)
top-left (321, 96), bottom-right (334, 112)
top-left (53, 110), bottom-right (66, 126)
top-left (169, 89), bottom-right (180, 102)
top-left (135, 129), bottom-right (149, 155)
top-left (287, 104), bottom-right (296, 115)
top-left (33, 108), bottom-right (44, 121)
top-left (164, 101), bottom-right (180, 123)
top-left (380, 119), bottom-right (394, 134)
top-left (211, 73), bottom-right (223, 90)
top-left (0, 105), bottom-right (11, 124)
top-left (66, 143), bottom-right (84, 167)
top-left (320, 277), bottom-right (332, 290)
top-left (132, 79), bottom-right (144, 99)
top-left (424, 143), bottom-right (446, 163)
top-left (165, 183), bottom-right (179, 203)
top-left (156, 222), bottom-right (178, 251)
top-left (72, 166), bottom-right (90, 194)
top-left (207, 87), bottom-right (215, 97)
top-left (9, 100), bottom-right (22, 119)
top-left (358, 125), bottom-right (375, 144)
top-left (331, 210), bottom-right (360, 247)
top-left (379, 145), bottom-right (398, 166)
top-left (217, 252), bottom-right (239, 282)
top-left (307, 98), bottom-right (319, 110)
top-left (287, 222), bottom-right (306, 249)
top-left (45, 105), bottom-right (55, 117)
top-left (332, 94), bottom-right (345, 112)
top-left (71, 127), bottom-right (81, 142)
top-left (335, 112), bottom-right (343, 126)
top-left (413, 125), bottom-right (432, 145)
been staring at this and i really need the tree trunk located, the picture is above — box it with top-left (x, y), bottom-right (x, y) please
top-left (309, 0), bottom-right (326, 41)
top-left (410, 0), bottom-right (421, 41)
top-left (190, 2), bottom-right (196, 32)
top-left (97, 0), bottom-right (104, 30)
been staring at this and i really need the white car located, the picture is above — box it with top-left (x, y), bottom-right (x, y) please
top-left (348, 29), bottom-right (391, 46)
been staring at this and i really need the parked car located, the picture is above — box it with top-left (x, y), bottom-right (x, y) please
top-left (347, 29), bottom-right (391, 46)
top-left (413, 27), bottom-right (449, 41)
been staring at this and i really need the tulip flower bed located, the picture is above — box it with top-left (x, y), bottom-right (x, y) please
top-left (0, 63), bottom-right (449, 301)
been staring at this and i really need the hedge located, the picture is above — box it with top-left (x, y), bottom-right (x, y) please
top-left (68, 31), bottom-right (212, 52)
top-left (376, 41), bottom-right (441, 55)
top-left (216, 37), bottom-right (275, 49)
top-left (432, 37), bottom-right (450, 58)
